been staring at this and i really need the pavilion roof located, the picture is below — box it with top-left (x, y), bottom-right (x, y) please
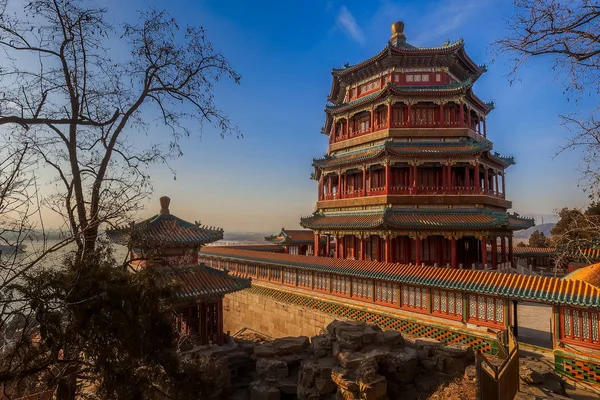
top-left (328, 22), bottom-right (486, 104)
top-left (158, 264), bottom-right (251, 302)
top-left (313, 138), bottom-right (492, 169)
top-left (106, 196), bottom-right (223, 249)
top-left (300, 208), bottom-right (535, 232)
top-left (200, 247), bottom-right (600, 308)
top-left (265, 229), bottom-right (323, 246)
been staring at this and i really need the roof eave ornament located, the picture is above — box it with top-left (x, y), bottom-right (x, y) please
top-left (389, 21), bottom-right (407, 48)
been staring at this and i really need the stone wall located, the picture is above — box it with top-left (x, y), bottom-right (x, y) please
top-left (223, 287), bottom-right (336, 338)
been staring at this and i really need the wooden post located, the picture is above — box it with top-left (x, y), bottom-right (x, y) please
top-left (451, 237), bottom-right (457, 268)
top-left (447, 164), bottom-right (452, 190)
top-left (385, 162), bottom-right (391, 195)
top-left (495, 173), bottom-right (499, 196)
top-left (465, 165), bottom-right (470, 189)
top-left (387, 102), bottom-right (392, 128)
top-left (415, 237), bottom-right (421, 266)
top-left (362, 168), bottom-right (367, 197)
top-left (500, 235), bottom-right (506, 264)
top-left (480, 237), bottom-right (487, 267)
top-left (370, 108), bottom-right (375, 132)
top-left (328, 175), bottom-right (332, 199)
top-left (313, 233), bottom-right (320, 257)
top-left (467, 105), bottom-right (471, 128)
top-left (459, 101), bottom-right (464, 126)
top-left (325, 234), bottom-right (331, 257)
top-left (474, 162), bottom-right (480, 191)
top-left (508, 235), bottom-right (514, 266)
top-left (360, 236), bottom-right (366, 261)
top-left (407, 103), bottom-right (412, 127)
top-left (484, 167), bottom-right (489, 192)
top-left (502, 172), bottom-right (506, 199)
top-left (413, 165), bottom-right (418, 190)
top-left (337, 171), bottom-right (341, 199)
top-left (436, 236), bottom-right (443, 266)
top-left (439, 103), bottom-right (444, 126)
top-left (491, 236), bottom-right (497, 269)
top-left (384, 236), bottom-right (391, 263)
top-left (318, 176), bottom-right (324, 201)
top-left (331, 122), bottom-right (337, 144)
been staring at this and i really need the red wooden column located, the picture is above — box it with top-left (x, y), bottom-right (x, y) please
top-left (414, 237), bottom-right (421, 266)
top-left (484, 167), bottom-right (489, 193)
top-left (335, 235), bottom-right (340, 258)
top-left (359, 236), bottom-right (366, 261)
top-left (384, 236), bottom-right (391, 263)
top-left (318, 176), bottom-right (324, 201)
top-left (370, 108), bottom-right (375, 132)
top-left (436, 236), bottom-right (443, 267)
top-left (491, 236), bottom-right (498, 269)
top-left (459, 101), bottom-right (464, 126)
top-left (465, 165), bottom-right (470, 189)
top-left (474, 162), bottom-right (480, 192)
top-left (313, 233), bottom-right (320, 257)
top-left (508, 235), bottom-right (514, 266)
top-left (447, 164), bottom-right (452, 190)
top-left (337, 171), bottom-right (342, 199)
top-left (467, 105), bottom-right (472, 128)
top-left (480, 236), bottom-right (487, 268)
top-left (387, 102), bottom-right (392, 128)
top-left (451, 236), bottom-right (457, 268)
top-left (407, 103), bottom-right (412, 127)
top-left (500, 236), bottom-right (506, 264)
top-left (325, 234), bottom-right (331, 257)
top-left (327, 175), bottom-right (332, 199)
top-left (502, 172), bottom-right (506, 199)
top-left (412, 164), bottom-right (418, 191)
top-left (439, 103), bottom-right (444, 126)
top-left (385, 162), bottom-right (391, 195)
top-left (404, 236), bottom-right (411, 263)
top-left (362, 168), bottom-right (367, 197)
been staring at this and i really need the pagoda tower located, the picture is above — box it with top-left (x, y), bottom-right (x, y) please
top-left (301, 22), bottom-right (534, 269)
top-left (107, 196), bottom-right (250, 346)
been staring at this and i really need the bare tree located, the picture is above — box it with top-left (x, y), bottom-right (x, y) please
top-left (494, 0), bottom-right (600, 198)
top-left (0, 0), bottom-right (240, 261)
top-left (0, 0), bottom-right (240, 398)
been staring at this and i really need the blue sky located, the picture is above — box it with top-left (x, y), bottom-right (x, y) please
top-left (46, 0), bottom-right (596, 231)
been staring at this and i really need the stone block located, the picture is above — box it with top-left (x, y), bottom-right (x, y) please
top-left (256, 358), bottom-right (288, 381)
top-left (250, 382), bottom-right (281, 400)
top-left (358, 375), bottom-right (387, 400)
top-left (375, 330), bottom-right (404, 347)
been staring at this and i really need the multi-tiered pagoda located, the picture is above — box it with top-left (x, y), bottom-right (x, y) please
top-left (301, 22), bottom-right (533, 269)
top-left (108, 196), bottom-right (250, 346)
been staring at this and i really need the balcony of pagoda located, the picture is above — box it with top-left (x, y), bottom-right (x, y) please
top-left (318, 163), bottom-right (508, 209)
top-left (329, 101), bottom-right (487, 151)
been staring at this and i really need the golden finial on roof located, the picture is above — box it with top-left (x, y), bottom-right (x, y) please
top-left (391, 21), bottom-right (404, 36)
top-left (390, 21), bottom-right (406, 46)
top-left (159, 196), bottom-right (170, 215)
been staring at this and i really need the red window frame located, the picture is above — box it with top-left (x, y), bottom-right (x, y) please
top-left (560, 307), bottom-right (600, 349)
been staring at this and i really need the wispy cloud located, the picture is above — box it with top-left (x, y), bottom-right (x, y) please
top-left (337, 6), bottom-right (365, 45)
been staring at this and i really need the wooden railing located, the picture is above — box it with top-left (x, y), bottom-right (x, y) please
top-left (476, 329), bottom-right (519, 400)
top-left (200, 254), bottom-right (508, 332)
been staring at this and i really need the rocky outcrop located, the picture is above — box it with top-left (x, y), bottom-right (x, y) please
top-left (201, 320), bottom-right (476, 399)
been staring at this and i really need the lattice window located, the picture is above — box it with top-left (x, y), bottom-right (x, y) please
top-left (422, 74), bottom-right (429, 82)
top-left (406, 74), bottom-right (413, 82)
top-left (375, 281), bottom-right (397, 304)
top-left (562, 307), bottom-right (600, 346)
top-left (495, 299), bottom-right (504, 322)
top-left (247, 265), bottom-right (257, 277)
top-left (271, 267), bottom-right (281, 281)
top-left (401, 285), bottom-right (427, 311)
top-left (469, 294), bottom-right (503, 326)
top-left (433, 290), bottom-right (440, 312)
top-left (456, 294), bottom-right (463, 315)
top-left (352, 278), bottom-right (372, 299)
top-left (332, 275), bottom-right (350, 295)
top-left (435, 73), bottom-right (441, 82)
top-left (298, 271), bottom-right (312, 288)
top-left (414, 74), bottom-right (422, 82)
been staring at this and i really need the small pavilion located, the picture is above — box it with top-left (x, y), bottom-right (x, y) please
top-left (107, 196), bottom-right (250, 345)
top-left (265, 228), bottom-right (327, 256)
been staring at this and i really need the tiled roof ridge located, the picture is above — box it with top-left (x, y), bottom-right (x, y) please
top-left (326, 79), bottom-right (475, 111)
top-left (200, 247), bottom-right (600, 307)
